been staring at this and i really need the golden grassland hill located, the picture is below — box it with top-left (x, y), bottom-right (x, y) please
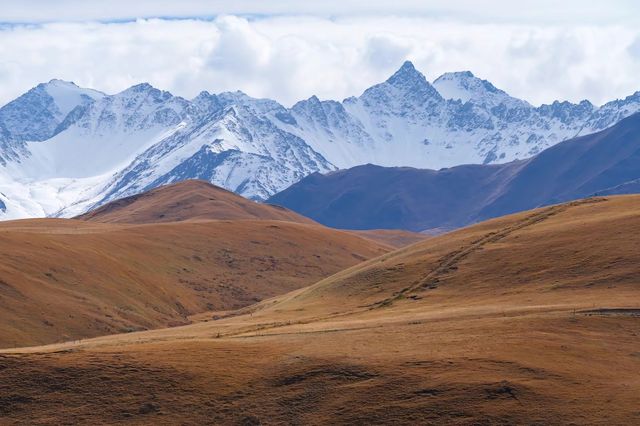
top-left (348, 228), bottom-right (429, 249)
top-left (1, 195), bottom-right (639, 424)
top-left (77, 180), bottom-right (428, 249)
top-left (0, 217), bottom-right (389, 349)
top-left (76, 180), bottom-right (314, 224)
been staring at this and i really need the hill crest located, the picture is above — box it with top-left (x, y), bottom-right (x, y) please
top-left (77, 179), bottom-right (312, 224)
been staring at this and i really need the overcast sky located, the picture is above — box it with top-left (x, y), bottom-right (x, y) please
top-left (1, 1), bottom-right (639, 107)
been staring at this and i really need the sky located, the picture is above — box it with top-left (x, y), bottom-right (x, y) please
top-left (0, 1), bottom-right (639, 107)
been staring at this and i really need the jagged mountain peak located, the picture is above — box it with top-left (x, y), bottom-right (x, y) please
top-left (536, 98), bottom-right (596, 124)
top-left (191, 91), bottom-right (223, 114)
top-left (291, 95), bottom-right (331, 111)
top-left (43, 79), bottom-right (82, 89)
top-left (306, 94), bottom-right (321, 104)
top-left (193, 90), bottom-right (213, 100)
top-left (629, 91), bottom-right (640, 100)
top-left (432, 71), bottom-right (521, 107)
top-left (216, 91), bottom-right (288, 117)
top-left (385, 60), bottom-right (439, 96)
top-left (387, 60), bottom-right (420, 82)
top-left (217, 90), bottom-right (255, 104)
top-left (40, 79), bottom-right (105, 116)
top-left (216, 90), bottom-right (282, 106)
top-left (0, 78), bottom-right (105, 149)
top-left (612, 90), bottom-right (640, 104)
top-left (117, 82), bottom-right (174, 100)
top-left (355, 60), bottom-right (443, 110)
top-left (544, 99), bottom-right (594, 108)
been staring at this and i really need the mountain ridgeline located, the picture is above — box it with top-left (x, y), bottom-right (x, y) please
top-left (269, 113), bottom-right (640, 232)
top-left (1, 61), bottom-right (640, 220)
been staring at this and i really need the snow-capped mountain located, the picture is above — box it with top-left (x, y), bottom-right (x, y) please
top-left (1, 61), bottom-right (640, 220)
top-left (0, 79), bottom-right (104, 164)
top-left (287, 61), bottom-right (639, 169)
top-left (17, 83), bottom-right (190, 180)
top-left (0, 82), bottom-right (334, 218)
top-left (432, 71), bottom-right (527, 107)
top-left (95, 90), bottom-right (334, 205)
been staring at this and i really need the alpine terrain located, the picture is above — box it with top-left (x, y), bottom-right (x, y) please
top-left (1, 62), bottom-right (640, 220)
top-left (269, 112), bottom-right (640, 232)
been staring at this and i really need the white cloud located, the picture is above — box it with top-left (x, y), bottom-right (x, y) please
top-left (363, 35), bottom-right (415, 71)
top-left (0, 16), bottom-right (639, 108)
top-left (1, 0), bottom-right (639, 25)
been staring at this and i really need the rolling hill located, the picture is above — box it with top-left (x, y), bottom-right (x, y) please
top-left (77, 179), bottom-right (427, 248)
top-left (0, 180), bottom-right (395, 348)
top-left (2, 195), bottom-right (638, 424)
top-left (76, 179), bottom-right (313, 224)
top-left (269, 112), bottom-right (640, 231)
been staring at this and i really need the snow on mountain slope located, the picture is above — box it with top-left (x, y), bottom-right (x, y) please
top-left (432, 71), bottom-right (527, 108)
top-left (0, 79), bottom-right (104, 164)
top-left (42, 79), bottom-right (104, 117)
top-left (289, 62), bottom-right (639, 169)
top-left (1, 61), bottom-right (640, 220)
top-left (580, 91), bottom-right (640, 134)
top-left (268, 111), bottom-right (640, 231)
top-left (16, 83), bottom-right (189, 179)
top-left (0, 85), bottom-right (336, 218)
top-left (0, 173), bottom-right (111, 219)
top-left (91, 91), bottom-right (334, 206)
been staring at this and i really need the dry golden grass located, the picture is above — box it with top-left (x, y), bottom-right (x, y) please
top-left (0, 218), bottom-right (388, 348)
top-left (348, 228), bottom-right (429, 249)
top-left (1, 195), bottom-right (639, 424)
top-left (76, 180), bottom-right (314, 224)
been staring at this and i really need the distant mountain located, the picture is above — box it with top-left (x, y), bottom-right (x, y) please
top-left (96, 90), bottom-right (333, 206)
top-left (0, 79), bottom-right (104, 164)
top-left (1, 62), bottom-right (640, 220)
top-left (286, 61), bottom-right (639, 169)
top-left (268, 113), bottom-right (640, 232)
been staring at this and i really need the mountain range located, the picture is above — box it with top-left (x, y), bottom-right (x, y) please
top-left (2, 61), bottom-right (640, 220)
top-left (269, 112), bottom-right (640, 232)
top-left (0, 179), bottom-right (395, 348)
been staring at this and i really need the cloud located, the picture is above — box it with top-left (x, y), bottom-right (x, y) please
top-left (207, 16), bottom-right (270, 72)
top-left (363, 35), bottom-right (415, 71)
top-left (628, 36), bottom-right (640, 60)
top-left (1, 0), bottom-right (640, 25)
top-left (0, 16), bottom-right (639, 108)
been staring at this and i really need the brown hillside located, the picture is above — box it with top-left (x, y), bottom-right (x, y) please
top-left (349, 228), bottom-right (429, 248)
top-left (76, 180), bottom-right (313, 224)
top-left (1, 196), bottom-right (639, 424)
top-left (0, 218), bottom-right (388, 348)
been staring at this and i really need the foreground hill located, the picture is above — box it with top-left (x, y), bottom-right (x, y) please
top-left (76, 179), bottom-right (313, 224)
top-left (2, 195), bottom-right (638, 424)
top-left (0, 216), bottom-right (389, 348)
top-left (269, 112), bottom-right (640, 231)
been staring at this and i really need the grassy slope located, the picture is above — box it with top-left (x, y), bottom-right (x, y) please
top-left (76, 179), bottom-right (314, 224)
top-left (0, 219), bottom-right (388, 348)
top-left (1, 195), bottom-right (639, 424)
